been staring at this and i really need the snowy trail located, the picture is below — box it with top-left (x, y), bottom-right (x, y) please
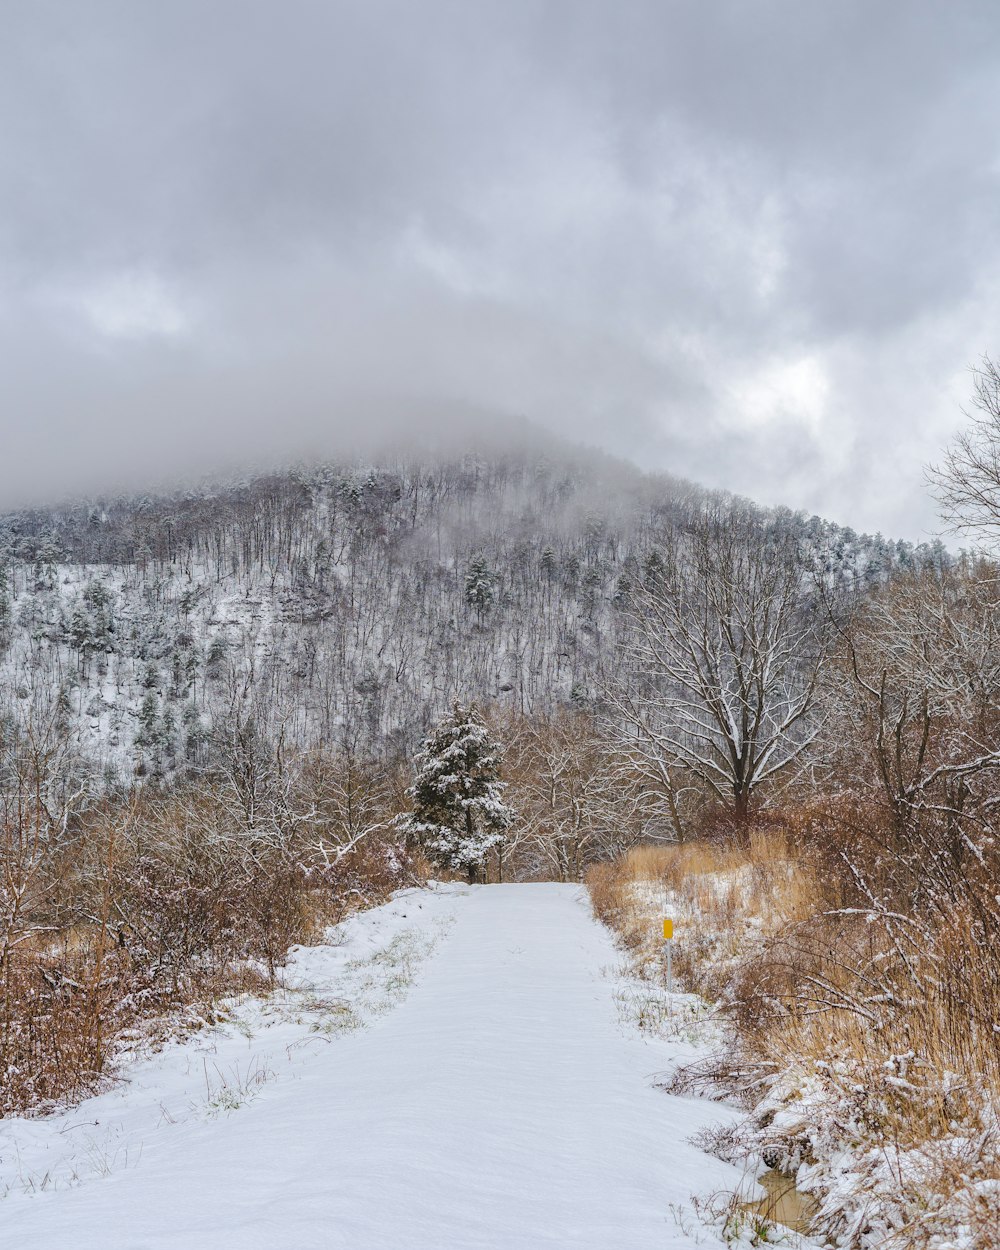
top-left (1, 884), bottom-right (743, 1249)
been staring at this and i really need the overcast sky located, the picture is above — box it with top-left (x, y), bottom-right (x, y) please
top-left (2, 1), bottom-right (999, 536)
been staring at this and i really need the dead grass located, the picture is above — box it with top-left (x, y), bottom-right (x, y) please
top-left (590, 828), bottom-right (822, 998)
top-left (588, 814), bottom-right (1000, 1249)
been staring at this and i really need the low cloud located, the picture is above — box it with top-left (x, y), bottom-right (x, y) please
top-left (2, 2), bottom-right (998, 535)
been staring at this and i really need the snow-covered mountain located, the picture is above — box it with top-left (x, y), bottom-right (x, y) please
top-left (0, 444), bottom-right (949, 783)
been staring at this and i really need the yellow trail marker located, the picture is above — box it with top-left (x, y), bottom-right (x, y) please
top-left (662, 918), bottom-right (674, 941)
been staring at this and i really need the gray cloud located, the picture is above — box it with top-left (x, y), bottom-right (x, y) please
top-left (2, 1), bottom-right (999, 536)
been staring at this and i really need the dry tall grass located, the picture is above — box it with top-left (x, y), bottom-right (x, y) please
top-left (589, 828), bottom-right (821, 999)
top-left (588, 812), bottom-right (1000, 1249)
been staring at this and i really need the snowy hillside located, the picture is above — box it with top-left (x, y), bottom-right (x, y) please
top-left (0, 446), bottom-right (949, 783)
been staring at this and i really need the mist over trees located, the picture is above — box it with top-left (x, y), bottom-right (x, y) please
top-left (0, 445), bottom-right (948, 795)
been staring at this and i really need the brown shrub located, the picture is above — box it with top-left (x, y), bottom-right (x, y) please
top-left (1, 770), bottom-right (421, 1117)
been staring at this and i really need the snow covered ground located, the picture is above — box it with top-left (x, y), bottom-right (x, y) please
top-left (1, 883), bottom-right (746, 1249)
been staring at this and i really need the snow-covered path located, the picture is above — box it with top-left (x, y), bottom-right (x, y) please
top-left (2, 884), bottom-right (742, 1249)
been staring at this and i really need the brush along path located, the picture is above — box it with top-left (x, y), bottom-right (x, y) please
top-left (1, 884), bottom-right (742, 1249)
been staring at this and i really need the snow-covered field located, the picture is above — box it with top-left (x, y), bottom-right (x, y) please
top-left (1, 883), bottom-right (747, 1249)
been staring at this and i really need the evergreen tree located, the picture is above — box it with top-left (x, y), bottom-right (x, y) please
top-left (464, 555), bottom-right (495, 619)
top-left (400, 702), bottom-right (514, 883)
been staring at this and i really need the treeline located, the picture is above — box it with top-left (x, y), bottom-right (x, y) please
top-left (0, 447), bottom-right (949, 791)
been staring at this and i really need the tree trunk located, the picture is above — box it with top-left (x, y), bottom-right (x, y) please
top-left (465, 809), bottom-right (480, 884)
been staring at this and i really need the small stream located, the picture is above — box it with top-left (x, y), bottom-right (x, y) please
top-left (742, 1168), bottom-right (818, 1235)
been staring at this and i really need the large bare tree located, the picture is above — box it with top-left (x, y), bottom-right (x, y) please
top-left (928, 354), bottom-right (1000, 541)
top-left (829, 564), bottom-right (1000, 863)
top-left (613, 501), bottom-right (826, 824)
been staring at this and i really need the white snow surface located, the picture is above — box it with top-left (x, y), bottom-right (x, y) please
top-left (1, 883), bottom-right (743, 1249)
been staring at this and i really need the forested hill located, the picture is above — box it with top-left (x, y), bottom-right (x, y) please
top-left (0, 445), bottom-right (949, 783)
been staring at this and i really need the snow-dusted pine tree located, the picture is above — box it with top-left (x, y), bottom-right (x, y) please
top-left (463, 555), bottom-right (495, 620)
top-left (400, 703), bottom-right (515, 883)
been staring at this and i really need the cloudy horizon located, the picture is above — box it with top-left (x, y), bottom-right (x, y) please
top-left (3, 1), bottom-right (999, 537)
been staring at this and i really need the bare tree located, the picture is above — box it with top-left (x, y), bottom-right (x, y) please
top-left (501, 709), bottom-right (659, 880)
top-left (300, 744), bottom-right (398, 868)
top-left (613, 502), bottom-right (826, 823)
top-left (0, 698), bottom-right (90, 974)
top-left (828, 563), bottom-right (1000, 875)
top-left (1, 695), bottom-right (92, 1081)
top-left (928, 354), bottom-right (1000, 541)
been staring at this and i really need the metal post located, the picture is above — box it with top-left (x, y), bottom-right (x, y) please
top-left (662, 917), bottom-right (674, 1013)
